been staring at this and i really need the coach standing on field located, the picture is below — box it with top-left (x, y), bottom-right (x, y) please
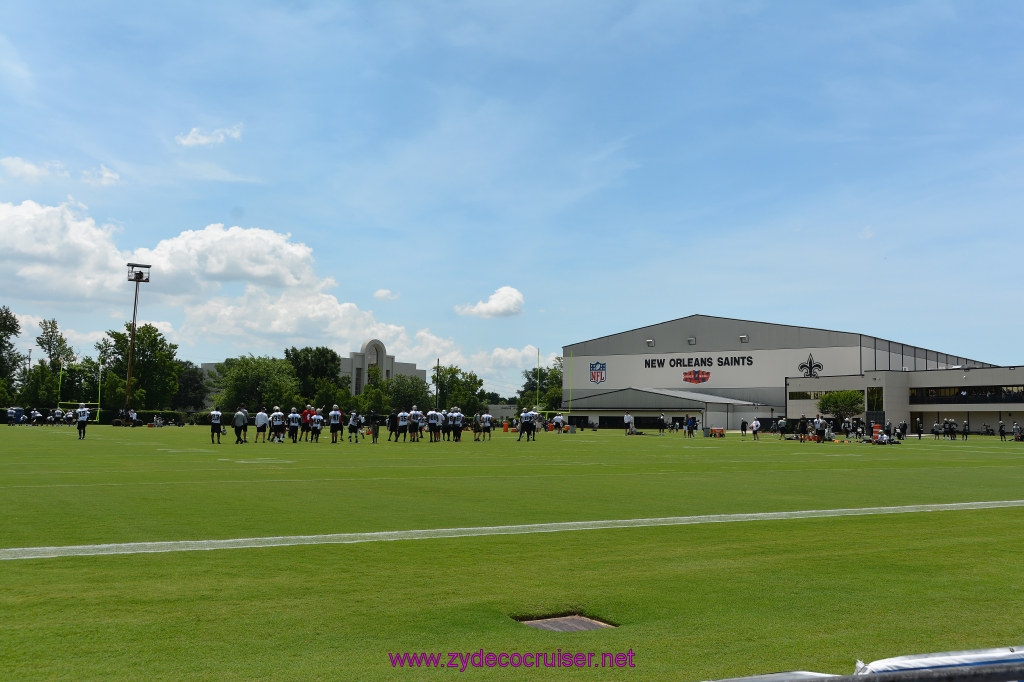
top-left (232, 407), bottom-right (247, 444)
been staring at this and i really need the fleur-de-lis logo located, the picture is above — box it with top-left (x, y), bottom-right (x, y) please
top-left (798, 353), bottom-right (823, 378)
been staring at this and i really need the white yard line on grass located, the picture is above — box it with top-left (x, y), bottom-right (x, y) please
top-left (3, 499), bottom-right (1024, 561)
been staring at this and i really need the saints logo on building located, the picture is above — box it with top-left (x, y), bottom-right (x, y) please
top-left (682, 370), bottom-right (711, 384)
top-left (798, 353), bottom-right (823, 378)
top-left (590, 361), bottom-right (607, 385)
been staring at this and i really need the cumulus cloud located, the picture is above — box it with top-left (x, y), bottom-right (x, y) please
top-left (81, 164), bottom-right (120, 186)
top-left (0, 200), bottom-right (536, 395)
top-left (131, 223), bottom-right (325, 298)
top-left (374, 288), bottom-right (399, 301)
top-left (470, 344), bottom-right (556, 369)
top-left (410, 329), bottom-right (466, 367)
top-left (13, 311), bottom-right (106, 360)
top-left (0, 200), bottom-right (126, 302)
top-left (175, 124), bottom-right (244, 147)
top-left (0, 157), bottom-right (67, 182)
top-left (454, 286), bottom-right (524, 318)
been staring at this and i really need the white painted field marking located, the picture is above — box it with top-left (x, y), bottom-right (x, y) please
top-left (3, 499), bottom-right (1024, 561)
top-left (233, 459), bottom-right (295, 464)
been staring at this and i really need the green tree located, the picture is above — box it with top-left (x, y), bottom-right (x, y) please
top-left (431, 365), bottom-right (485, 413)
top-left (387, 374), bottom-right (432, 412)
top-left (312, 376), bottom-right (352, 413)
top-left (478, 390), bottom-right (502, 405)
top-left (212, 355), bottom-right (301, 413)
top-left (517, 358), bottom-right (563, 411)
top-left (0, 377), bottom-right (14, 407)
top-left (19, 361), bottom-right (60, 407)
top-left (98, 323), bottom-right (179, 409)
top-left (284, 346), bottom-right (342, 399)
top-left (355, 365), bottom-right (388, 414)
top-left (100, 372), bottom-right (146, 413)
top-left (171, 360), bottom-right (209, 411)
top-left (56, 357), bottom-right (102, 405)
top-left (0, 306), bottom-right (26, 383)
top-left (817, 390), bottom-right (865, 422)
top-left (35, 318), bottom-right (75, 369)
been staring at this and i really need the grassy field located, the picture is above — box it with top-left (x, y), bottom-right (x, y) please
top-left (2, 424), bottom-right (1024, 680)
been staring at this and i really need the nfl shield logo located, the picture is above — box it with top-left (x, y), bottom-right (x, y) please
top-left (590, 361), bottom-right (607, 385)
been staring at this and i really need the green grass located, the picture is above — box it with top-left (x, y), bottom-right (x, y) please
top-left (2, 426), bottom-right (1024, 680)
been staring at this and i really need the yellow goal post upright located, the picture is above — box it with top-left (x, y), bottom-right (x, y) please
top-left (531, 350), bottom-right (573, 431)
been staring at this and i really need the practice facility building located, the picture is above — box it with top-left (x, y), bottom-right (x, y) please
top-left (561, 315), bottom-right (1022, 432)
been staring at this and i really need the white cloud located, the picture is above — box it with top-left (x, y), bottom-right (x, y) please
top-left (81, 164), bottom-right (120, 186)
top-left (0, 200), bottom-right (126, 301)
top-left (12, 311), bottom-right (106, 360)
top-left (0, 201), bottom-right (538, 395)
top-left (131, 223), bottom-right (325, 298)
top-left (175, 124), bottom-right (244, 147)
top-left (455, 286), bottom-right (524, 318)
top-left (0, 157), bottom-right (67, 182)
top-left (858, 227), bottom-right (875, 240)
top-left (409, 329), bottom-right (466, 367)
top-left (374, 288), bottom-right (399, 301)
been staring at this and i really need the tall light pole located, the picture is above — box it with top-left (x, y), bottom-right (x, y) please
top-left (124, 263), bottom-right (151, 417)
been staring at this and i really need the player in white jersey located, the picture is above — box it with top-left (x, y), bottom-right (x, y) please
top-left (310, 408), bottom-right (325, 442)
top-left (450, 408), bottom-right (464, 442)
top-left (408, 406), bottom-right (423, 442)
top-left (480, 411), bottom-right (493, 441)
top-left (328, 405), bottom-right (343, 443)
top-left (209, 406), bottom-right (223, 444)
top-left (552, 413), bottom-right (564, 434)
top-left (518, 408), bottom-right (532, 442)
top-left (426, 408), bottom-right (440, 442)
top-left (53, 407), bottom-right (64, 426)
top-left (76, 403), bottom-right (90, 439)
top-left (270, 407), bottom-right (286, 442)
top-left (397, 409), bottom-right (409, 442)
top-left (7, 406), bottom-right (16, 426)
top-left (255, 407), bottom-right (269, 443)
top-left (287, 407), bottom-right (301, 443)
top-left (348, 410), bottom-right (362, 443)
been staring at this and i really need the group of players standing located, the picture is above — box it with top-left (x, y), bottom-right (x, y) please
top-left (208, 404), bottom-right (524, 445)
top-left (7, 403), bottom-right (92, 439)
top-left (385, 406), bottom-right (495, 442)
top-left (208, 405), bottom-right (369, 445)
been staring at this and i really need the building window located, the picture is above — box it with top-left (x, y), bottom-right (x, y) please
top-left (909, 385), bottom-right (1024, 405)
top-left (867, 386), bottom-right (883, 411)
top-left (789, 390), bottom-right (849, 401)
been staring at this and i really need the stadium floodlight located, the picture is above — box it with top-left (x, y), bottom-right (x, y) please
top-left (124, 263), bottom-right (152, 416)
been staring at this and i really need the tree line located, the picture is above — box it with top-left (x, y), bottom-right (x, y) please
top-left (0, 306), bottom-right (556, 416)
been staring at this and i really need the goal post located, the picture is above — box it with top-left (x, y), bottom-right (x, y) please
top-left (56, 360), bottom-right (104, 421)
top-left (58, 402), bottom-right (101, 422)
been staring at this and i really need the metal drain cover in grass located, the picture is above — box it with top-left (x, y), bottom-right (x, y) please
top-left (519, 615), bottom-right (615, 632)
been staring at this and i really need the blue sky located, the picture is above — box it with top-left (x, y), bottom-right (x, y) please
top-left (2, 1), bottom-right (1022, 397)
